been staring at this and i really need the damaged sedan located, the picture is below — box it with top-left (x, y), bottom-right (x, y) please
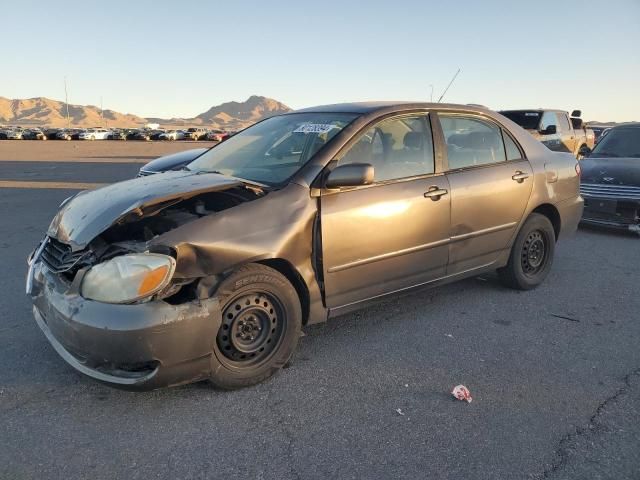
top-left (27, 102), bottom-right (583, 390)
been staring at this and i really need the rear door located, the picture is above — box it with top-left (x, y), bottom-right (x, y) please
top-left (321, 113), bottom-right (451, 308)
top-left (436, 113), bottom-right (534, 274)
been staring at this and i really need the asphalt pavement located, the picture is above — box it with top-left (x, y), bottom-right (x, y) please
top-left (0, 150), bottom-right (639, 479)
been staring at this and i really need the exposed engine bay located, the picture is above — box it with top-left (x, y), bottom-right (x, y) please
top-left (100, 186), bottom-right (262, 246)
top-left (42, 185), bottom-right (264, 291)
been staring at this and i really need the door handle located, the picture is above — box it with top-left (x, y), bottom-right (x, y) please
top-left (512, 171), bottom-right (529, 183)
top-left (424, 186), bottom-right (448, 201)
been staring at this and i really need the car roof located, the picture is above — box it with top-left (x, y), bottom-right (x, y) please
top-left (609, 122), bottom-right (640, 129)
top-left (293, 101), bottom-right (490, 115)
top-left (499, 108), bottom-right (567, 113)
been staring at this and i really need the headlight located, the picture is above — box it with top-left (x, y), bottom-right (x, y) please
top-left (81, 253), bottom-right (176, 304)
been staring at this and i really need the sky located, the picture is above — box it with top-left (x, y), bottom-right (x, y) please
top-left (2, 0), bottom-right (639, 122)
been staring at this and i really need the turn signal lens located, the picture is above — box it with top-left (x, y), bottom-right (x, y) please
top-left (138, 265), bottom-right (170, 296)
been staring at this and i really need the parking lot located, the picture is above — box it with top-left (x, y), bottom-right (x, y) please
top-left (1, 142), bottom-right (639, 479)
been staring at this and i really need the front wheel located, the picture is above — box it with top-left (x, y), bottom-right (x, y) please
top-left (209, 263), bottom-right (302, 389)
top-left (497, 213), bottom-right (555, 290)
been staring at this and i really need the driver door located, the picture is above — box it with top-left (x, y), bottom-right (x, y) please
top-left (320, 114), bottom-right (451, 309)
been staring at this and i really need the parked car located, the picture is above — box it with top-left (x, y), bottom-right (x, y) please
top-left (44, 128), bottom-right (62, 140)
top-left (5, 129), bottom-right (23, 140)
top-left (79, 128), bottom-right (112, 140)
top-left (138, 148), bottom-right (208, 176)
top-left (22, 128), bottom-right (47, 140)
top-left (499, 109), bottom-right (595, 157)
top-left (579, 123), bottom-right (640, 234)
top-left (125, 129), bottom-right (141, 141)
top-left (130, 129), bottom-right (163, 141)
top-left (68, 129), bottom-right (84, 140)
top-left (184, 127), bottom-right (207, 141)
top-left (596, 127), bottom-right (612, 144)
top-left (206, 130), bottom-right (230, 142)
top-left (131, 130), bottom-right (151, 141)
top-left (107, 129), bottom-right (126, 140)
top-left (55, 129), bottom-right (73, 141)
top-left (0, 129), bottom-right (8, 140)
top-left (27, 102), bottom-right (582, 391)
top-left (159, 130), bottom-right (186, 141)
top-left (588, 125), bottom-right (610, 143)
top-left (149, 129), bottom-right (166, 141)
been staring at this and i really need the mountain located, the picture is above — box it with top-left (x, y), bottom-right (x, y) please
top-left (0, 95), bottom-right (291, 130)
top-left (194, 95), bottom-right (291, 129)
top-left (148, 95), bottom-right (292, 130)
top-left (0, 97), bottom-right (146, 127)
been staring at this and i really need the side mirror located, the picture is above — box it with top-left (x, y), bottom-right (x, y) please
top-left (542, 125), bottom-right (557, 135)
top-left (578, 144), bottom-right (592, 157)
top-left (571, 110), bottom-right (582, 118)
top-left (325, 163), bottom-right (374, 189)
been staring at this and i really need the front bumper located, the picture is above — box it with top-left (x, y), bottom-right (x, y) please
top-left (29, 262), bottom-right (221, 390)
top-left (581, 196), bottom-right (640, 234)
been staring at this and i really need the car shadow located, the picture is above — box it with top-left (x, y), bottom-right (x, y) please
top-left (579, 223), bottom-right (639, 238)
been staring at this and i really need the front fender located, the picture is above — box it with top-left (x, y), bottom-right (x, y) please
top-left (150, 182), bottom-right (328, 324)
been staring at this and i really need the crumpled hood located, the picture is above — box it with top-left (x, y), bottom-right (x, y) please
top-left (580, 157), bottom-right (640, 186)
top-left (48, 171), bottom-right (244, 250)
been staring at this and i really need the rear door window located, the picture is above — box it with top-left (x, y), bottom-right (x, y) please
top-left (503, 132), bottom-right (523, 160)
top-left (439, 116), bottom-right (507, 169)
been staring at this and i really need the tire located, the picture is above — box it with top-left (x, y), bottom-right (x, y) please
top-left (497, 213), bottom-right (555, 290)
top-left (208, 263), bottom-right (302, 389)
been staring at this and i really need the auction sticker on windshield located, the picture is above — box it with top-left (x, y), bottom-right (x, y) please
top-left (293, 124), bottom-right (338, 134)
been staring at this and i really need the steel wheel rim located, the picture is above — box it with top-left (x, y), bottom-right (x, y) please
top-left (521, 229), bottom-right (547, 277)
top-left (217, 291), bottom-right (286, 368)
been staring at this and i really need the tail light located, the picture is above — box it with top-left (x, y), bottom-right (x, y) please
top-left (575, 162), bottom-right (581, 178)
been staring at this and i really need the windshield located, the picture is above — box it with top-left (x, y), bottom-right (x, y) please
top-left (187, 112), bottom-right (358, 184)
top-left (500, 111), bottom-right (541, 130)
top-left (591, 127), bottom-right (640, 158)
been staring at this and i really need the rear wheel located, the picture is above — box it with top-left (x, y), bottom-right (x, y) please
top-left (209, 263), bottom-right (301, 389)
top-left (498, 213), bottom-right (555, 290)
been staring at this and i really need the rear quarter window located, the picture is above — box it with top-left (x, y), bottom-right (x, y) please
top-left (503, 132), bottom-right (523, 160)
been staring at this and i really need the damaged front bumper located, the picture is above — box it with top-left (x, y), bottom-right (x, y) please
top-left (29, 261), bottom-right (221, 390)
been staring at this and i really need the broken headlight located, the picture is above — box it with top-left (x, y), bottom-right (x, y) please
top-left (81, 253), bottom-right (176, 304)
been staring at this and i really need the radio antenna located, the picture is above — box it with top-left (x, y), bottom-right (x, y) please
top-left (437, 68), bottom-right (461, 103)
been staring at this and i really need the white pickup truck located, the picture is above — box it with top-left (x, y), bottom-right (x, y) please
top-left (500, 109), bottom-right (595, 158)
